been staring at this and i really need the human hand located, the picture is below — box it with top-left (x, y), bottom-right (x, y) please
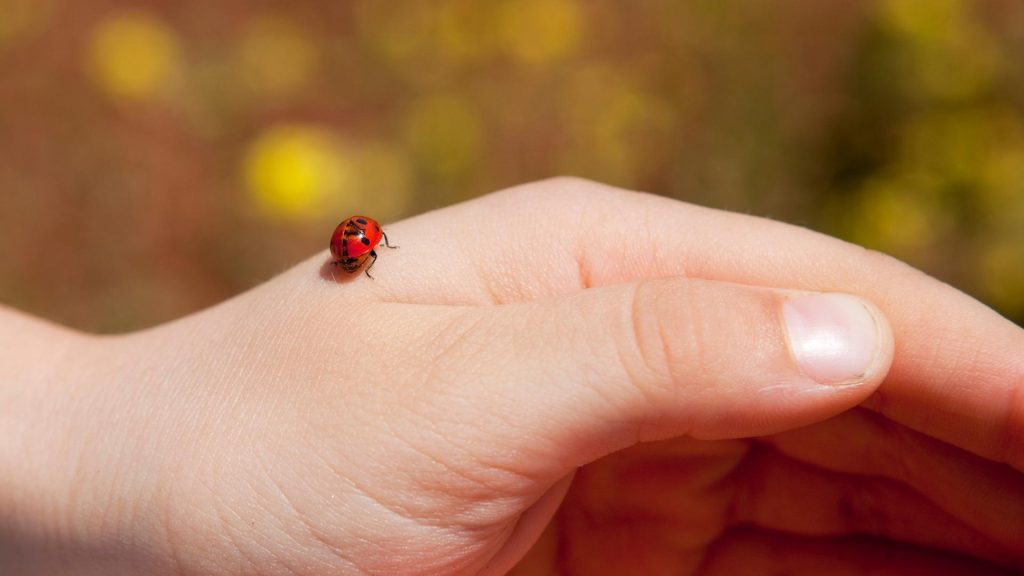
top-left (4, 178), bottom-right (1021, 575)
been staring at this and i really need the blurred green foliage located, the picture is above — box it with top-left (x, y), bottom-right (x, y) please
top-left (0, 0), bottom-right (1020, 331)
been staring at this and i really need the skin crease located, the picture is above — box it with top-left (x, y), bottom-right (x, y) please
top-left (1, 178), bottom-right (1022, 575)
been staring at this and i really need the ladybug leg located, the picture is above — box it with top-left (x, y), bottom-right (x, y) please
top-left (363, 250), bottom-right (378, 279)
top-left (333, 258), bottom-right (362, 273)
top-left (382, 231), bottom-right (398, 249)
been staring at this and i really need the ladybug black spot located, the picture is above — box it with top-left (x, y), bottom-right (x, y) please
top-left (356, 218), bottom-right (367, 225)
top-left (361, 237), bottom-right (371, 245)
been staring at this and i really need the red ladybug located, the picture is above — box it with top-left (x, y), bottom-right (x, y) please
top-left (329, 216), bottom-right (397, 278)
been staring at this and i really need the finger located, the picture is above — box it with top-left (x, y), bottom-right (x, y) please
top-left (701, 528), bottom-right (1017, 576)
top-left (357, 178), bottom-right (1024, 471)
top-left (540, 438), bottom-right (748, 575)
top-left (732, 449), bottom-right (1021, 568)
top-left (764, 408), bottom-right (1024, 552)
top-left (480, 473), bottom-right (575, 576)
top-left (392, 277), bottom-right (892, 481)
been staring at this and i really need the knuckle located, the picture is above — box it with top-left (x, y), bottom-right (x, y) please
top-left (620, 279), bottom-right (719, 403)
top-left (495, 176), bottom-right (642, 213)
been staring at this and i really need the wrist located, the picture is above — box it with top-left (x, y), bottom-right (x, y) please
top-left (0, 313), bottom-right (163, 574)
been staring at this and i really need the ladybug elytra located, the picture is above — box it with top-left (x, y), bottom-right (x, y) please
top-left (329, 216), bottom-right (397, 278)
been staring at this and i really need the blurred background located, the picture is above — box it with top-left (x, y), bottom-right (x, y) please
top-left (0, 0), bottom-right (1021, 332)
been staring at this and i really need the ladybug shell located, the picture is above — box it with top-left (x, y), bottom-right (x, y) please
top-left (330, 216), bottom-right (383, 272)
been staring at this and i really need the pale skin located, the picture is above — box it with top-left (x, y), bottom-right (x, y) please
top-left (1, 178), bottom-right (1022, 575)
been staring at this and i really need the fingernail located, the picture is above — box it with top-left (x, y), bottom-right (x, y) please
top-left (782, 293), bottom-right (882, 385)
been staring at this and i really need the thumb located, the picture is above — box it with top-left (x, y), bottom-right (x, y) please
top-left (414, 276), bottom-right (893, 474)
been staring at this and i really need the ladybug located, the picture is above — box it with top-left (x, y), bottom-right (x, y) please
top-left (329, 215), bottom-right (397, 278)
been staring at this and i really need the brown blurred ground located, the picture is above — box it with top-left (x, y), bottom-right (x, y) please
top-left (0, 0), bottom-right (1021, 332)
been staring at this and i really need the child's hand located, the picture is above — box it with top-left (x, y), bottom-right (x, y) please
top-left (4, 178), bottom-right (1021, 575)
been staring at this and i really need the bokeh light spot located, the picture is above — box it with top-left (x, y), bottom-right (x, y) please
top-left (846, 177), bottom-right (945, 257)
top-left (352, 143), bottom-right (414, 219)
top-left (437, 1), bottom-right (500, 62)
top-left (244, 125), bottom-right (354, 221)
top-left (561, 65), bottom-right (676, 186)
top-left (0, 0), bottom-right (52, 48)
top-left (499, 0), bottom-right (584, 64)
top-left (980, 139), bottom-right (1024, 214)
top-left (87, 11), bottom-right (182, 101)
top-left (980, 241), bottom-right (1024, 319)
top-left (403, 94), bottom-right (482, 181)
top-left (876, 0), bottom-right (999, 101)
top-left (354, 1), bottom-right (434, 65)
top-left (238, 14), bottom-right (317, 99)
top-left (878, 0), bottom-right (962, 44)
